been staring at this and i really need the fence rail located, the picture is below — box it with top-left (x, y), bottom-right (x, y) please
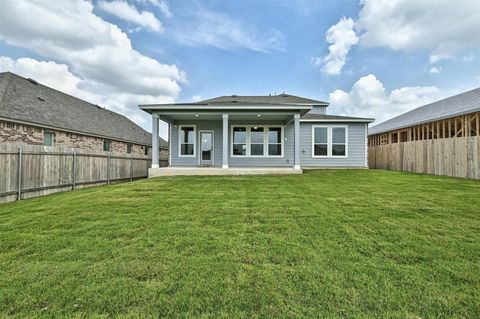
top-left (368, 136), bottom-right (480, 179)
top-left (0, 144), bottom-right (167, 203)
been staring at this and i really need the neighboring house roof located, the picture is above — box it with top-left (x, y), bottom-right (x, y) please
top-left (369, 87), bottom-right (480, 135)
top-left (0, 72), bottom-right (167, 148)
top-left (199, 94), bottom-right (329, 106)
top-left (300, 114), bottom-right (374, 122)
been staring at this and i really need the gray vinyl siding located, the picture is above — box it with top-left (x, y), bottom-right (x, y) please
top-left (300, 122), bottom-right (367, 167)
top-left (171, 120), bottom-right (367, 167)
top-left (170, 120), bottom-right (294, 167)
top-left (171, 120), bottom-right (223, 167)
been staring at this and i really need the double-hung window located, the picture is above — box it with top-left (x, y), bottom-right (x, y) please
top-left (312, 125), bottom-right (347, 157)
top-left (179, 125), bottom-right (196, 156)
top-left (268, 127), bottom-right (282, 156)
top-left (250, 127), bottom-right (264, 156)
top-left (231, 126), bottom-right (283, 157)
top-left (313, 127), bottom-right (328, 156)
top-left (232, 127), bottom-right (247, 156)
top-left (332, 127), bottom-right (347, 156)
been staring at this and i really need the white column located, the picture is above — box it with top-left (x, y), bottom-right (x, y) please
top-left (222, 114), bottom-right (229, 168)
top-left (294, 113), bottom-right (300, 169)
top-left (151, 113), bottom-right (159, 168)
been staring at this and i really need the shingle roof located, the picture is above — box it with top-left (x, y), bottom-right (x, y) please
top-left (369, 87), bottom-right (480, 135)
top-left (301, 114), bottom-right (374, 122)
top-left (199, 93), bottom-right (328, 106)
top-left (0, 72), bottom-right (167, 148)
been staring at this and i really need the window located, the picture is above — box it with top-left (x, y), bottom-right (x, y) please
top-left (44, 131), bottom-right (55, 146)
top-left (250, 127), bottom-right (264, 156)
top-left (231, 125), bottom-right (283, 157)
top-left (103, 140), bottom-right (111, 152)
top-left (179, 125), bottom-right (195, 156)
top-left (313, 127), bottom-right (328, 156)
top-left (127, 144), bottom-right (132, 154)
top-left (332, 127), bottom-right (346, 156)
top-left (232, 127), bottom-right (247, 156)
top-left (268, 127), bottom-right (282, 156)
top-left (144, 146), bottom-right (149, 156)
top-left (312, 126), bottom-right (348, 158)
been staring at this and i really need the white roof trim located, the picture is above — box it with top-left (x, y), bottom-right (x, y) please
top-left (300, 119), bottom-right (374, 123)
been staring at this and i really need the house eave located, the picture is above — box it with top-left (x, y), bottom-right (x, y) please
top-left (300, 119), bottom-right (375, 123)
top-left (368, 108), bottom-right (480, 136)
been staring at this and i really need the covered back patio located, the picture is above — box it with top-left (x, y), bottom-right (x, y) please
top-left (140, 102), bottom-right (311, 177)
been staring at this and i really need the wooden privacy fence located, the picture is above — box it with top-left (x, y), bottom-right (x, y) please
top-left (0, 144), bottom-right (166, 203)
top-left (368, 136), bottom-right (480, 179)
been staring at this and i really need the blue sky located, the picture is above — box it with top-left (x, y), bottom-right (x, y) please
top-left (0, 0), bottom-right (479, 139)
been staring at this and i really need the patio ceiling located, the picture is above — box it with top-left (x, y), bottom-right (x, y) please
top-left (157, 111), bottom-right (300, 123)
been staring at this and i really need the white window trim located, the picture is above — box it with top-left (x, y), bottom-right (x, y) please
top-left (312, 125), bottom-right (348, 158)
top-left (178, 124), bottom-right (196, 157)
top-left (230, 125), bottom-right (284, 158)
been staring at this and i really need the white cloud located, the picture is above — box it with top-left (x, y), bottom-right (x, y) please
top-left (173, 10), bottom-right (285, 52)
top-left (329, 74), bottom-right (440, 124)
top-left (317, 0), bottom-right (480, 73)
top-left (0, 56), bottom-right (171, 139)
top-left (357, 0), bottom-right (480, 61)
top-left (136, 0), bottom-right (172, 18)
top-left (429, 66), bottom-right (442, 74)
top-left (192, 95), bottom-right (202, 102)
top-left (0, 0), bottom-right (183, 139)
top-left (97, 0), bottom-right (163, 33)
top-left (317, 17), bottom-right (358, 75)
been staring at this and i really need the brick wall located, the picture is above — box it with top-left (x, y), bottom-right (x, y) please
top-left (0, 119), bottom-right (168, 159)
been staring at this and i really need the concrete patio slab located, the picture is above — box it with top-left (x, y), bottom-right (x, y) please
top-left (148, 167), bottom-right (303, 177)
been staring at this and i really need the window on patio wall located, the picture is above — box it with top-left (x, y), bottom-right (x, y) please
top-left (231, 126), bottom-right (283, 157)
top-left (232, 127), bottom-right (247, 156)
top-left (179, 125), bottom-right (195, 156)
top-left (268, 127), bottom-right (282, 156)
top-left (250, 127), bottom-right (264, 156)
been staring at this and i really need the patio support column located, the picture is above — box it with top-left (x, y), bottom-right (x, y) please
top-left (222, 114), bottom-right (229, 168)
top-left (294, 113), bottom-right (300, 169)
top-left (151, 113), bottom-right (159, 168)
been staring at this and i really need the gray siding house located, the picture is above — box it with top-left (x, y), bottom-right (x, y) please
top-left (140, 94), bottom-right (373, 174)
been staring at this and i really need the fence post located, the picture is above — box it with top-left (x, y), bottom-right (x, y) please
top-left (130, 154), bottom-right (133, 182)
top-left (17, 146), bottom-right (23, 201)
top-left (107, 152), bottom-right (111, 185)
top-left (72, 149), bottom-right (76, 190)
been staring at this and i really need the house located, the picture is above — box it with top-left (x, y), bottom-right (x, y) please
top-left (140, 93), bottom-right (373, 175)
top-left (0, 72), bottom-right (168, 160)
top-left (368, 88), bottom-right (480, 179)
top-left (369, 87), bottom-right (480, 145)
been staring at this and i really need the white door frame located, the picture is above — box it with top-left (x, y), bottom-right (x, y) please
top-left (198, 130), bottom-right (214, 166)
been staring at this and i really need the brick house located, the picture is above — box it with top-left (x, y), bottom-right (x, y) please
top-left (0, 72), bottom-right (168, 160)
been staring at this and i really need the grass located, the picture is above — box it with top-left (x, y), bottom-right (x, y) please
top-left (0, 169), bottom-right (479, 318)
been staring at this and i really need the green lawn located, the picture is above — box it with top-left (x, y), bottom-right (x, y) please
top-left (0, 170), bottom-right (479, 318)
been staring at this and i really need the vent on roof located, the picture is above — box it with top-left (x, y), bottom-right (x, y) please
top-left (231, 94), bottom-right (237, 97)
top-left (27, 78), bottom-right (38, 85)
top-left (93, 104), bottom-right (102, 109)
top-left (37, 96), bottom-right (45, 102)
